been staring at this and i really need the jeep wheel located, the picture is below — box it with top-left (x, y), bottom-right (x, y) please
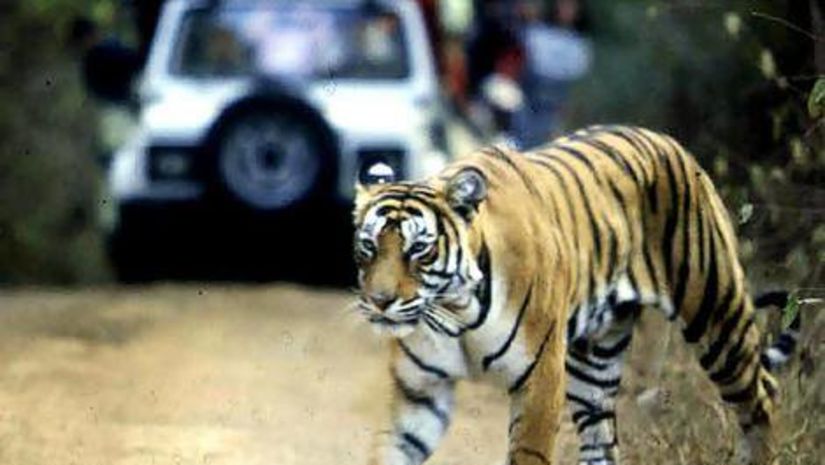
top-left (214, 109), bottom-right (328, 212)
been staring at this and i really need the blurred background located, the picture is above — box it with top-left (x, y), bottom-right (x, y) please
top-left (0, 1), bottom-right (822, 464)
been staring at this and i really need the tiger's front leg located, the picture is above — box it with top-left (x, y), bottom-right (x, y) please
top-left (371, 342), bottom-right (456, 465)
top-left (506, 329), bottom-right (566, 465)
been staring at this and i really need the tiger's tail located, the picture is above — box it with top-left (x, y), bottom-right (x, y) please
top-left (754, 290), bottom-right (801, 372)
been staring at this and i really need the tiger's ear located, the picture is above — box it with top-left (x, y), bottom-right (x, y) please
top-left (446, 167), bottom-right (487, 220)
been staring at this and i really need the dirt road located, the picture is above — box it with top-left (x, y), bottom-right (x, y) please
top-left (0, 285), bottom-right (582, 465)
top-left (0, 285), bottom-right (819, 465)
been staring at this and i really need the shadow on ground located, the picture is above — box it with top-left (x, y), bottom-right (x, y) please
top-left (107, 202), bottom-right (357, 287)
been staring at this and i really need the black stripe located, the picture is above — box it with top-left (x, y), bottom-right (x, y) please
top-left (625, 131), bottom-right (660, 213)
top-left (423, 269), bottom-right (453, 279)
top-left (466, 241), bottom-right (492, 330)
top-left (605, 227), bottom-right (619, 283)
top-left (572, 410), bottom-right (590, 423)
top-left (761, 376), bottom-right (778, 398)
top-left (398, 341), bottom-right (450, 380)
top-left (425, 214), bottom-right (449, 277)
top-left (591, 334), bottom-right (632, 359)
top-left (393, 374), bottom-right (450, 427)
top-left (641, 247), bottom-right (661, 297)
top-left (589, 135), bottom-right (647, 183)
top-left (370, 194), bottom-right (409, 205)
top-left (409, 188), bottom-right (438, 198)
top-left (600, 127), bottom-right (652, 183)
top-left (720, 364), bottom-right (759, 403)
top-left (660, 149), bottom-right (681, 281)
top-left (550, 146), bottom-right (623, 282)
top-left (630, 127), bottom-right (667, 165)
top-left (580, 439), bottom-right (619, 451)
top-left (400, 432), bottom-right (431, 459)
top-left (672, 142), bottom-right (694, 312)
top-left (565, 362), bottom-right (621, 390)
top-left (626, 268), bottom-right (639, 294)
top-left (614, 300), bottom-right (641, 320)
top-left (447, 217), bottom-right (465, 275)
top-left (671, 238), bottom-right (691, 313)
top-left (566, 393), bottom-right (599, 411)
top-left (568, 347), bottom-right (610, 370)
top-left (433, 215), bottom-right (455, 271)
top-left (508, 321), bottom-right (557, 394)
top-left (576, 411), bottom-right (616, 433)
top-left (369, 316), bottom-right (418, 328)
top-left (369, 196), bottom-right (438, 220)
top-left (422, 317), bottom-right (444, 334)
top-left (484, 147), bottom-right (542, 198)
top-left (545, 145), bottom-right (598, 175)
top-left (710, 317), bottom-right (756, 384)
top-left (542, 156), bottom-right (602, 308)
top-left (528, 158), bottom-right (582, 292)
top-left (508, 415), bottom-right (522, 435)
top-left (523, 156), bottom-right (564, 227)
top-left (569, 136), bottom-right (641, 186)
top-left (683, 231), bottom-right (720, 343)
top-left (483, 283), bottom-right (534, 370)
top-left (632, 128), bottom-right (674, 194)
top-left (566, 308), bottom-right (580, 343)
top-left (696, 203), bottom-right (707, 273)
top-left (607, 180), bottom-right (631, 230)
top-left (646, 181), bottom-right (660, 215)
top-left (699, 297), bottom-right (745, 370)
top-left (401, 206), bottom-right (425, 217)
top-left (423, 313), bottom-right (462, 337)
top-left (538, 148), bottom-right (621, 267)
top-left (551, 157), bottom-right (603, 272)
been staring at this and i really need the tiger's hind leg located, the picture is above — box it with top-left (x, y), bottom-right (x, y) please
top-left (687, 293), bottom-right (780, 465)
top-left (566, 316), bottom-right (636, 465)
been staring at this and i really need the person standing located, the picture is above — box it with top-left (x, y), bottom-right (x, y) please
top-left (511, 0), bottom-right (592, 149)
top-left (68, 16), bottom-right (141, 232)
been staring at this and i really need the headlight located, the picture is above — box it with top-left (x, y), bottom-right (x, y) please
top-left (147, 146), bottom-right (200, 181)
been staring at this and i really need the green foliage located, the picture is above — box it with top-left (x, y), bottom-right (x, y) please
top-left (566, 0), bottom-right (824, 290)
top-left (809, 77), bottom-right (825, 118)
top-left (781, 291), bottom-right (800, 331)
top-left (0, 0), bottom-right (112, 284)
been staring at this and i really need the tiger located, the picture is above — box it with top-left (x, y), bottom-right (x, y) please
top-left (351, 125), bottom-right (801, 465)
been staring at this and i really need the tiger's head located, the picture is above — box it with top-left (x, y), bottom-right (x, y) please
top-left (352, 163), bottom-right (490, 338)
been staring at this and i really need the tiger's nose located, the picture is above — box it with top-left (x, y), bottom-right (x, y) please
top-left (369, 292), bottom-right (396, 311)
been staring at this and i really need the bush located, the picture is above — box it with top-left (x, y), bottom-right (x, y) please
top-left (0, 0), bottom-right (112, 284)
top-left (566, 0), bottom-right (824, 292)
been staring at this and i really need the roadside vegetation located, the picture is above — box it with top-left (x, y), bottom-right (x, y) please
top-left (1, 0), bottom-right (821, 288)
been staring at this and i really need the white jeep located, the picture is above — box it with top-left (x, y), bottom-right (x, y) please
top-left (107, 0), bottom-right (450, 280)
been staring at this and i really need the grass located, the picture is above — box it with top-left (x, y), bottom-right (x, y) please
top-left (614, 304), bottom-right (823, 465)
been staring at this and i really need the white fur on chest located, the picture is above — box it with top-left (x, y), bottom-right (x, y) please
top-left (462, 275), bottom-right (533, 385)
top-left (399, 275), bottom-right (534, 387)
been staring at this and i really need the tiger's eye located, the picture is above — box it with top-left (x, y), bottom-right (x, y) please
top-left (409, 241), bottom-right (429, 255)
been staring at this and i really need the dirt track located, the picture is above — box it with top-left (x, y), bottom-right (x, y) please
top-left (0, 285), bottom-right (586, 465)
top-left (0, 285), bottom-right (819, 465)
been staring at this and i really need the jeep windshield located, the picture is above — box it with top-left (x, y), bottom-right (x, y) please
top-left (171, 3), bottom-right (410, 80)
